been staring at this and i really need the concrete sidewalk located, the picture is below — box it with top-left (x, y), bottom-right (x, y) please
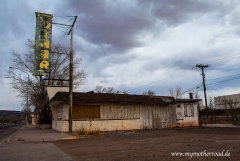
top-left (10, 124), bottom-right (76, 143)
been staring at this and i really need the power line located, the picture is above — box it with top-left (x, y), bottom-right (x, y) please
top-left (206, 75), bottom-right (240, 86)
top-left (127, 53), bottom-right (240, 94)
top-left (206, 73), bottom-right (240, 81)
top-left (159, 74), bottom-right (199, 89)
top-left (53, 16), bottom-right (76, 17)
top-left (52, 17), bottom-right (75, 44)
top-left (180, 82), bottom-right (203, 95)
top-left (207, 53), bottom-right (240, 65)
top-left (127, 70), bottom-right (194, 92)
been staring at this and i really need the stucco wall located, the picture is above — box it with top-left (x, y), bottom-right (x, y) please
top-left (52, 120), bottom-right (69, 132)
top-left (51, 104), bottom-right (69, 132)
top-left (62, 121), bottom-right (69, 132)
top-left (72, 119), bottom-right (141, 132)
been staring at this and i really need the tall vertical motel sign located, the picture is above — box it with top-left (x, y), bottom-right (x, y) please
top-left (33, 12), bottom-right (53, 76)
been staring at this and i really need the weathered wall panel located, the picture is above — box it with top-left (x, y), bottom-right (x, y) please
top-left (62, 103), bottom-right (69, 120)
top-left (141, 104), bottom-right (176, 129)
top-left (52, 101), bottom-right (177, 132)
top-left (96, 103), bottom-right (141, 120)
top-left (51, 105), bottom-right (58, 130)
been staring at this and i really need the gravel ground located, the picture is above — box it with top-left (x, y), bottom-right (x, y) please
top-left (52, 127), bottom-right (240, 161)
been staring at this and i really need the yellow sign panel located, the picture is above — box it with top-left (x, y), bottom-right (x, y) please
top-left (34, 12), bottom-right (53, 75)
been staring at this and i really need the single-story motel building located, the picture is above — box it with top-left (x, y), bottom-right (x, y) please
top-left (49, 90), bottom-right (201, 132)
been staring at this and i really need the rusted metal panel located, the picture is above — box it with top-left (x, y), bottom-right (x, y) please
top-left (34, 12), bottom-right (52, 75)
top-left (72, 105), bottom-right (100, 118)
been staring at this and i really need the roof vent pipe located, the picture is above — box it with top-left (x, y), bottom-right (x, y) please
top-left (189, 93), bottom-right (193, 99)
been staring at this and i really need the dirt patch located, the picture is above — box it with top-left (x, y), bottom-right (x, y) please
top-left (53, 127), bottom-right (240, 160)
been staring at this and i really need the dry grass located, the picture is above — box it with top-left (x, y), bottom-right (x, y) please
top-left (74, 127), bottom-right (88, 136)
top-left (73, 127), bottom-right (103, 137)
top-left (92, 129), bottom-right (103, 137)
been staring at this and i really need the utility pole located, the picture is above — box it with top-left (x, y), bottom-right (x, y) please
top-left (68, 16), bottom-right (77, 133)
top-left (195, 64), bottom-right (210, 119)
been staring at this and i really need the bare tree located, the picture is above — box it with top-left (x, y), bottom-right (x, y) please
top-left (94, 85), bottom-right (104, 93)
top-left (169, 86), bottom-right (182, 98)
top-left (221, 97), bottom-right (238, 110)
top-left (94, 85), bottom-right (116, 93)
top-left (5, 39), bottom-right (87, 113)
top-left (142, 90), bottom-right (156, 96)
top-left (176, 86), bottom-right (182, 98)
top-left (193, 91), bottom-right (201, 99)
top-left (169, 88), bottom-right (174, 97)
top-left (122, 90), bottom-right (128, 94)
top-left (208, 96), bottom-right (214, 110)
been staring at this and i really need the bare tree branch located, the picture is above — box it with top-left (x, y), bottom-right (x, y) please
top-left (4, 39), bottom-right (87, 111)
top-left (94, 85), bottom-right (116, 94)
top-left (142, 90), bottom-right (156, 96)
top-left (169, 86), bottom-right (182, 98)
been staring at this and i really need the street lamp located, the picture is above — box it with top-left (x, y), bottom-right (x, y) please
top-left (9, 67), bottom-right (29, 128)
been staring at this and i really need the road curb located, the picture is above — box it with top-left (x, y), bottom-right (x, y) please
top-left (49, 136), bottom-right (79, 142)
top-left (7, 125), bottom-right (25, 143)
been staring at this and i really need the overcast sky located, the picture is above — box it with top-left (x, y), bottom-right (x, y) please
top-left (1, 0), bottom-right (240, 111)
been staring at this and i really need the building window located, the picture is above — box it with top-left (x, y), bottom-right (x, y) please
top-left (184, 104), bottom-right (194, 117)
top-left (72, 105), bottom-right (100, 118)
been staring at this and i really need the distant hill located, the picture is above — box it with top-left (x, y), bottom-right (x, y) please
top-left (0, 110), bottom-right (22, 119)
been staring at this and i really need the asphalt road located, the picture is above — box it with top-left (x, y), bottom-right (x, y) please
top-left (0, 124), bottom-right (75, 161)
top-left (0, 123), bottom-right (24, 144)
top-left (0, 143), bottom-right (75, 161)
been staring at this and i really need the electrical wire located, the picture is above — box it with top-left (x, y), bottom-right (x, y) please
top-left (53, 16), bottom-right (76, 17)
top-left (51, 17), bottom-right (75, 44)
top-left (207, 53), bottom-right (240, 65)
top-left (206, 75), bottom-right (240, 86)
top-left (62, 17), bottom-right (75, 26)
top-left (127, 53), bottom-right (240, 93)
top-left (206, 73), bottom-right (240, 81)
top-left (180, 82), bottom-right (203, 95)
top-left (127, 70), bottom-right (195, 92)
top-left (55, 34), bottom-right (67, 45)
top-left (155, 74), bottom-right (200, 92)
top-left (52, 34), bottom-right (67, 40)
